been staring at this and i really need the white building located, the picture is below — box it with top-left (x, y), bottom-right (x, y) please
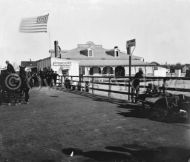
top-left (154, 66), bottom-right (169, 77)
top-left (36, 57), bottom-right (79, 76)
top-left (49, 41), bottom-right (157, 77)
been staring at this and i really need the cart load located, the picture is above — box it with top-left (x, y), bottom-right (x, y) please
top-left (137, 84), bottom-right (190, 122)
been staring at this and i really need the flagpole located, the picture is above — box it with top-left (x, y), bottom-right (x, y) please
top-left (48, 31), bottom-right (51, 52)
top-left (47, 13), bottom-right (52, 56)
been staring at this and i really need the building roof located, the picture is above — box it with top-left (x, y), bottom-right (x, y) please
top-left (21, 61), bottom-right (37, 67)
top-left (150, 62), bottom-right (160, 66)
top-left (36, 57), bottom-right (51, 62)
top-left (183, 64), bottom-right (190, 67)
top-left (76, 59), bottom-right (153, 67)
top-left (50, 41), bottom-right (142, 61)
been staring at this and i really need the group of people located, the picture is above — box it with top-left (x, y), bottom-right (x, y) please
top-left (38, 69), bottom-right (59, 87)
top-left (0, 61), bottom-right (30, 104)
top-left (3, 61), bottom-right (60, 87)
top-left (1, 61), bottom-right (60, 105)
top-left (2, 60), bottom-right (145, 104)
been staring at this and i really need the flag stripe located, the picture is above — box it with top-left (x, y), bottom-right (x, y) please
top-left (20, 25), bottom-right (47, 29)
top-left (20, 23), bottom-right (47, 27)
top-left (20, 27), bottom-right (47, 29)
top-left (20, 28), bottom-right (47, 30)
top-left (20, 29), bottom-right (47, 32)
top-left (20, 27), bottom-right (47, 31)
top-left (19, 14), bottom-right (49, 33)
top-left (20, 28), bottom-right (47, 31)
top-left (19, 30), bottom-right (47, 33)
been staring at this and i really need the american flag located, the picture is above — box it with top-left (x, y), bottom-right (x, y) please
top-left (19, 14), bottom-right (49, 33)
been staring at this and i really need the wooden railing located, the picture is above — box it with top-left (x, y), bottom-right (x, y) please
top-left (58, 75), bottom-right (190, 101)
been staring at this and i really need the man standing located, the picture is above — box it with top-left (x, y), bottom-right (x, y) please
top-left (132, 68), bottom-right (144, 102)
top-left (6, 60), bottom-right (15, 73)
top-left (53, 71), bottom-right (59, 86)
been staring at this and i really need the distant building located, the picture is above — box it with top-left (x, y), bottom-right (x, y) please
top-left (36, 57), bottom-right (79, 76)
top-left (153, 66), bottom-right (169, 77)
top-left (182, 64), bottom-right (190, 73)
top-left (21, 61), bottom-right (37, 72)
top-left (49, 41), bottom-right (156, 77)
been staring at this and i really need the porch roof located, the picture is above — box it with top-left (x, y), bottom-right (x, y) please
top-left (77, 59), bottom-right (154, 67)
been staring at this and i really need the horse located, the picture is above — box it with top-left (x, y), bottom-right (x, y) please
top-left (0, 67), bottom-right (31, 105)
top-left (0, 69), bottom-right (21, 105)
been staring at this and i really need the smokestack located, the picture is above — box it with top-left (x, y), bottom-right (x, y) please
top-left (114, 46), bottom-right (119, 57)
top-left (54, 40), bottom-right (59, 57)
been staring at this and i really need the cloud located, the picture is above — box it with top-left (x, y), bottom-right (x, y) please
top-left (21, 0), bottom-right (33, 4)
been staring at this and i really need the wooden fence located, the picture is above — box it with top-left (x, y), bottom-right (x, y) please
top-left (58, 75), bottom-right (190, 101)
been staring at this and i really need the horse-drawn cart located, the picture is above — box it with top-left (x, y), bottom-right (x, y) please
top-left (0, 69), bottom-right (26, 105)
top-left (136, 84), bottom-right (190, 122)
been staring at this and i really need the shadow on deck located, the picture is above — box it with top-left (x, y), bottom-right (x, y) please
top-left (62, 144), bottom-right (190, 162)
top-left (56, 87), bottom-right (189, 124)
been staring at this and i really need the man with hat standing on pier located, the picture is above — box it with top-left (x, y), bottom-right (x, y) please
top-left (5, 60), bottom-right (15, 74)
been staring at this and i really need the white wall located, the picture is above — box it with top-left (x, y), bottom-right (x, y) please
top-left (50, 58), bottom-right (79, 76)
top-left (125, 66), bottom-right (154, 76)
top-left (154, 67), bottom-right (167, 77)
top-left (145, 66), bottom-right (154, 76)
top-left (175, 69), bottom-right (181, 77)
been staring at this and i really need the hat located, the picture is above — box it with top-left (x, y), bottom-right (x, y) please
top-left (139, 68), bottom-right (143, 73)
top-left (139, 68), bottom-right (143, 71)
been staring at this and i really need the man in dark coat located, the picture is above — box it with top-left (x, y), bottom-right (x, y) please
top-left (53, 71), bottom-right (59, 86)
top-left (6, 60), bottom-right (15, 73)
top-left (132, 68), bottom-right (143, 102)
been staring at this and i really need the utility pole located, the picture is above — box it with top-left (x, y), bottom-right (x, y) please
top-left (126, 39), bottom-right (136, 101)
top-left (127, 47), bottom-right (131, 100)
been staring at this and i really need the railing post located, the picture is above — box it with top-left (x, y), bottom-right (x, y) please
top-left (108, 77), bottom-right (111, 98)
top-left (61, 76), bottom-right (63, 87)
top-left (85, 81), bottom-right (89, 92)
top-left (81, 74), bottom-right (83, 91)
top-left (63, 76), bottom-right (66, 88)
top-left (128, 76), bottom-right (131, 101)
top-left (163, 78), bottom-right (166, 94)
top-left (70, 76), bottom-right (73, 90)
top-left (78, 74), bottom-right (82, 91)
top-left (92, 77), bottom-right (94, 95)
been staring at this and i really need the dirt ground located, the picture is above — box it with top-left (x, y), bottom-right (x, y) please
top-left (0, 87), bottom-right (190, 162)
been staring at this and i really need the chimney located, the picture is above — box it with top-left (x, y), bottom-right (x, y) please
top-left (114, 46), bottom-right (119, 57)
top-left (54, 40), bottom-right (59, 57)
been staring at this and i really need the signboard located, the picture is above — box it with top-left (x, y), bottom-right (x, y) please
top-left (126, 39), bottom-right (136, 48)
top-left (53, 61), bottom-right (71, 69)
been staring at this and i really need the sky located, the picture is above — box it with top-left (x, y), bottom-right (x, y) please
top-left (0, 0), bottom-right (190, 67)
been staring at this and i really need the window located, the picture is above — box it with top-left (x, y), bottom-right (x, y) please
top-left (79, 67), bottom-right (85, 75)
top-left (88, 49), bottom-right (93, 57)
